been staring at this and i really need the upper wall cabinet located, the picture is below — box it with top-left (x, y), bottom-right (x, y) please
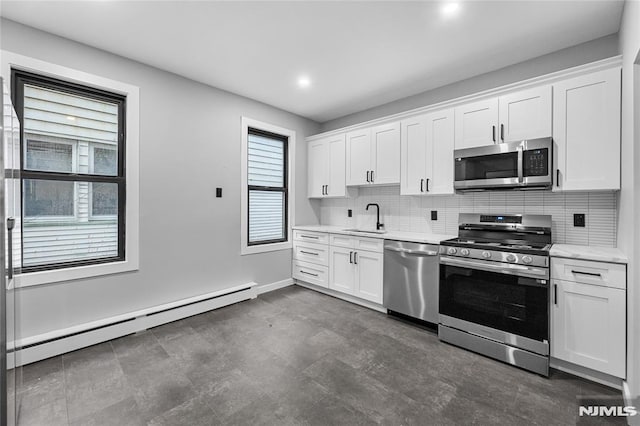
top-left (553, 68), bottom-right (621, 191)
top-left (307, 134), bottom-right (346, 198)
top-left (401, 109), bottom-right (455, 195)
top-left (346, 122), bottom-right (400, 186)
top-left (454, 86), bottom-right (552, 150)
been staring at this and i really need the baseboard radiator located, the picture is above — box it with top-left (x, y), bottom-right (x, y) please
top-left (8, 282), bottom-right (269, 368)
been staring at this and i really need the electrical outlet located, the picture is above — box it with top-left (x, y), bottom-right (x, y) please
top-left (216, 188), bottom-right (222, 198)
top-left (348, 209), bottom-right (352, 218)
top-left (431, 210), bottom-right (438, 221)
top-left (573, 213), bottom-right (585, 227)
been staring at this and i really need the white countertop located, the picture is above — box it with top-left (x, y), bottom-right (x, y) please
top-left (549, 244), bottom-right (628, 264)
top-left (292, 225), bottom-right (456, 245)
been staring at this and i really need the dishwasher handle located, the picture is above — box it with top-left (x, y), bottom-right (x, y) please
top-left (384, 246), bottom-right (438, 256)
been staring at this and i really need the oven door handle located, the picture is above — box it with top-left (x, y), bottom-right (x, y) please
top-left (440, 256), bottom-right (549, 281)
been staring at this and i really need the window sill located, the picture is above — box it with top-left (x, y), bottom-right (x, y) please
top-left (241, 240), bottom-right (292, 255)
top-left (17, 258), bottom-right (139, 288)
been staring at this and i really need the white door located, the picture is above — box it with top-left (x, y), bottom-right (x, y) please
top-left (427, 108), bottom-right (455, 195)
top-left (346, 128), bottom-right (371, 186)
top-left (498, 85), bottom-right (552, 142)
top-left (326, 134), bottom-right (346, 197)
top-left (400, 115), bottom-right (427, 195)
top-left (307, 139), bottom-right (327, 198)
top-left (551, 279), bottom-right (626, 378)
top-left (454, 98), bottom-right (499, 149)
top-left (553, 68), bottom-right (621, 191)
top-left (371, 122), bottom-right (400, 185)
top-left (354, 250), bottom-right (383, 304)
top-left (329, 246), bottom-right (355, 295)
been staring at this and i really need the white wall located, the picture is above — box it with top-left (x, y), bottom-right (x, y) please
top-left (0, 18), bottom-right (321, 339)
top-left (618, 0), bottom-right (640, 409)
top-left (320, 34), bottom-right (619, 132)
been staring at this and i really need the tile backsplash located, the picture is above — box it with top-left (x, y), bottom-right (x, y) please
top-left (319, 186), bottom-right (618, 247)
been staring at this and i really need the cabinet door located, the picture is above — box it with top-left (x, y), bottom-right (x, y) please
top-left (326, 134), bottom-right (346, 197)
top-left (400, 115), bottom-right (427, 195)
top-left (329, 246), bottom-right (355, 295)
top-left (354, 250), bottom-right (383, 304)
top-left (553, 68), bottom-right (621, 191)
top-left (371, 122), bottom-right (400, 185)
top-left (498, 85), bottom-right (552, 142)
top-left (346, 128), bottom-right (371, 186)
top-left (427, 108), bottom-right (455, 195)
top-left (307, 139), bottom-right (327, 198)
top-left (552, 279), bottom-right (626, 378)
top-left (454, 98), bottom-right (499, 149)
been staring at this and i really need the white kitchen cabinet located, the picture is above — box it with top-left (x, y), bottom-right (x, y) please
top-left (328, 234), bottom-right (384, 304)
top-left (346, 122), bottom-right (400, 186)
top-left (551, 257), bottom-right (626, 378)
top-left (454, 86), bottom-right (552, 149)
top-left (293, 230), bottom-right (330, 289)
top-left (401, 109), bottom-right (454, 195)
top-left (307, 134), bottom-right (346, 198)
top-left (553, 68), bottom-right (621, 191)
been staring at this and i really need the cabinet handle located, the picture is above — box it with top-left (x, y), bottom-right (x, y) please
top-left (492, 125), bottom-right (496, 143)
top-left (300, 270), bottom-right (319, 277)
top-left (300, 250), bottom-right (318, 256)
top-left (349, 251), bottom-right (353, 264)
top-left (500, 124), bottom-right (504, 142)
top-left (325, 184), bottom-right (328, 195)
top-left (553, 284), bottom-right (557, 305)
top-left (354, 252), bottom-right (358, 265)
top-left (366, 171), bottom-right (370, 182)
top-left (301, 235), bottom-right (319, 240)
top-left (571, 270), bottom-right (602, 277)
top-left (370, 170), bottom-right (374, 183)
top-left (7, 217), bottom-right (15, 280)
top-left (420, 179), bottom-right (424, 192)
top-left (426, 178), bottom-right (430, 192)
top-left (556, 170), bottom-right (560, 187)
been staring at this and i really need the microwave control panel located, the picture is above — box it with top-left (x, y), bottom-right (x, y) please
top-left (523, 148), bottom-right (549, 177)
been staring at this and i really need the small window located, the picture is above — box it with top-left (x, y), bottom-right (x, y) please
top-left (247, 128), bottom-right (288, 245)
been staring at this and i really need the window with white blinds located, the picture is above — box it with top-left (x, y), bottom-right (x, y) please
top-left (247, 129), bottom-right (288, 245)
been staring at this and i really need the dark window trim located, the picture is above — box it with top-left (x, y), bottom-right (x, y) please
top-left (247, 127), bottom-right (288, 247)
top-left (12, 69), bottom-right (127, 273)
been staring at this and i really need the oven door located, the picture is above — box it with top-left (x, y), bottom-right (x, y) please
top-left (439, 256), bottom-right (549, 354)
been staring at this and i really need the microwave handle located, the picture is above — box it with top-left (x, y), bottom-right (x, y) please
top-left (517, 144), bottom-right (524, 184)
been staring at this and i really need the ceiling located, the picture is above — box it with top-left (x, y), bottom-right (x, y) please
top-left (0, 1), bottom-right (624, 123)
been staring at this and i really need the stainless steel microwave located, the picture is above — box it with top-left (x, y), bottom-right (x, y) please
top-left (454, 138), bottom-right (553, 191)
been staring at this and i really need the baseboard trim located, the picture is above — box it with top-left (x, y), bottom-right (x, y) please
top-left (295, 280), bottom-right (386, 313)
top-left (255, 278), bottom-right (294, 295)
top-left (9, 282), bottom-right (260, 367)
top-left (550, 357), bottom-right (623, 390)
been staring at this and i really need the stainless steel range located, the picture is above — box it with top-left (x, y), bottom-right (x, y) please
top-left (438, 213), bottom-right (552, 376)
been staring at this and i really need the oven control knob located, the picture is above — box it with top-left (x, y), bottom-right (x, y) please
top-left (447, 247), bottom-right (457, 255)
top-left (481, 251), bottom-right (491, 259)
top-left (522, 255), bottom-right (533, 264)
top-left (460, 248), bottom-right (470, 256)
top-left (506, 254), bottom-right (517, 263)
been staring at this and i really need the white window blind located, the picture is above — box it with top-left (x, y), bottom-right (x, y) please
top-left (247, 131), bottom-right (287, 244)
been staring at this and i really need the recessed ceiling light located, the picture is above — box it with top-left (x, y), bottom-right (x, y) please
top-left (441, 2), bottom-right (461, 18)
top-left (66, 116), bottom-right (76, 121)
top-left (297, 76), bottom-right (311, 89)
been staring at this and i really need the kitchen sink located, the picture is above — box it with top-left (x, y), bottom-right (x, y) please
top-left (343, 228), bottom-right (387, 234)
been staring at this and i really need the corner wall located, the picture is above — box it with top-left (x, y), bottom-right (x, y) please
top-left (618, 0), bottom-right (640, 412)
top-left (0, 18), bottom-right (321, 340)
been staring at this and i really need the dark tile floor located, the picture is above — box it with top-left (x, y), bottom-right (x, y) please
top-left (17, 285), bottom-right (624, 425)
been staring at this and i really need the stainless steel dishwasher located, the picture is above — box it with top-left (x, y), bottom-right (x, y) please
top-left (383, 240), bottom-right (440, 324)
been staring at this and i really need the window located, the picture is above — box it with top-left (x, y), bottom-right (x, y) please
top-left (13, 70), bottom-right (125, 271)
top-left (247, 129), bottom-right (288, 245)
top-left (240, 117), bottom-right (295, 255)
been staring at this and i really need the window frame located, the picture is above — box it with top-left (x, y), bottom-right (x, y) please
top-left (2, 50), bottom-right (140, 287)
top-left (240, 117), bottom-right (295, 255)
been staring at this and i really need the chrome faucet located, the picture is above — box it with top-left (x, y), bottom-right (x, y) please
top-left (366, 203), bottom-right (384, 230)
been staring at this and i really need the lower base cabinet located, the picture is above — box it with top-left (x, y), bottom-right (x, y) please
top-left (329, 241), bottom-right (383, 304)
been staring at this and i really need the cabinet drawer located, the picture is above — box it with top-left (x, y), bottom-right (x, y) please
top-left (551, 258), bottom-right (626, 289)
top-left (355, 237), bottom-right (383, 253)
top-left (293, 230), bottom-right (329, 245)
top-left (330, 234), bottom-right (354, 249)
top-left (293, 260), bottom-right (328, 288)
top-left (293, 241), bottom-right (329, 266)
